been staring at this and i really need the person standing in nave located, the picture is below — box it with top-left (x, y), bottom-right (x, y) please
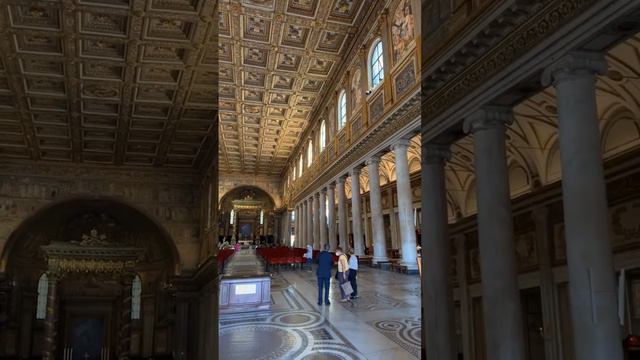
top-left (347, 248), bottom-right (359, 299)
top-left (336, 247), bottom-right (351, 302)
top-left (316, 243), bottom-right (333, 306)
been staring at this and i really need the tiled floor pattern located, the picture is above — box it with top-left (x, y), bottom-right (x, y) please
top-left (219, 257), bottom-right (422, 360)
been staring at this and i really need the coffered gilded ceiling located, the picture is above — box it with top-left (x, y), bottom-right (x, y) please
top-left (218, 0), bottom-right (366, 175)
top-left (0, 0), bottom-right (218, 168)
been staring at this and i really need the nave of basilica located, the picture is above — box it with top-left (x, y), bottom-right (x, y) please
top-left (2, 0), bottom-right (640, 359)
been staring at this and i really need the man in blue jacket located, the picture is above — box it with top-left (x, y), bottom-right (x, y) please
top-left (316, 243), bottom-right (333, 305)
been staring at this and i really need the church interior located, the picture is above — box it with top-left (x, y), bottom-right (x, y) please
top-left (2, 0), bottom-right (640, 359)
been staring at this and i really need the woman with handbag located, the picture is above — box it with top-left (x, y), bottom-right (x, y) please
top-left (335, 247), bottom-right (352, 302)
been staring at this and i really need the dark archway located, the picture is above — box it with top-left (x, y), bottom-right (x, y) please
top-left (0, 197), bottom-right (181, 359)
top-left (219, 186), bottom-right (277, 244)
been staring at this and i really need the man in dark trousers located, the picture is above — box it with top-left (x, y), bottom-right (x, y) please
top-left (316, 243), bottom-right (333, 306)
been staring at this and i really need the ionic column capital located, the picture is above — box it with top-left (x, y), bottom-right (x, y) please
top-left (542, 51), bottom-right (608, 87)
top-left (423, 144), bottom-right (451, 165)
top-left (337, 176), bottom-right (347, 185)
top-left (365, 155), bottom-right (381, 167)
top-left (463, 106), bottom-right (513, 134)
top-left (327, 182), bottom-right (335, 190)
top-left (391, 139), bottom-right (411, 152)
top-left (350, 166), bottom-right (363, 177)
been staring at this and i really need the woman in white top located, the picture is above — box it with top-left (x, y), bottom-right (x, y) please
top-left (336, 247), bottom-right (351, 302)
top-left (347, 248), bottom-right (359, 299)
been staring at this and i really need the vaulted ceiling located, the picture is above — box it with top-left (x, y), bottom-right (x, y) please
top-left (0, 0), bottom-right (218, 169)
top-left (218, 0), bottom-right (369, 175)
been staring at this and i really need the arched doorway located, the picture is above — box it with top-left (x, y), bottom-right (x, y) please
top-left (219, 187), bottom-right (276, 246)
top-left (0, 198), bottom-right (180, 359)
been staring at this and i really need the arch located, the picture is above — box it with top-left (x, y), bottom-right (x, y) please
top-left (601, 106), bottom-right (640, 158)
top-left (319, 120), bottom-right (327, 151)
top-left (219, 186), bottom-right (277, 212)
top-left (337, 90), bottom-right (347, 129)
top-left (307, 139), bottom-right (313, 166)
top-left (368, 38), bottom-right (384, 89)
top-left (1, 195), bottom-right (181, 274)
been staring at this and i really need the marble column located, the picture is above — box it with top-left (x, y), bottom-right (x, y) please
top-left (283, 210), bottom-right (291, 246)
top-left (543, 52), bottom-right (622, 359)
top-left (313, 193), bottom-right (321, 249)
top-left (421, 144), bottom-right (456, 360)
top-left (307, 197), bottom-right (313, 248)
top-left (367, 156), bottom-right (389, 264)
top-left (301, 201), bottom-right (307, 248)
top-left (532, 206), bottom-right (561, 360)
top-left (362, 195), bottom-right (371, 249)
top-left (42, 274), bottom-right (58, 360)
top-left (119, 275), bottom-right (133, 359)
top-left (350, 167), bottom-right (364, 255)
top-left (337, 176), bottom-right (348, 250)
top-left (387, 187), bottom-right (399, 251)
top-left (327, 183), bottom-right (337, 250)
top-left (463, 107), bottom-right (525, 360)
top-left (319, 189), bottom-right (327, 248)
top-left (297, 205), bottom-right (302, 247)
top-left (393, 140), bottom-right (418, 270)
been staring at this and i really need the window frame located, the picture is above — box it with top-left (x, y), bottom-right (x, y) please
top-left (319, 120), bottom-right (327, 151)
top-left (368, 39), bottom-right (385, 90)
top-left (337, 90), bottom-right (347, 130)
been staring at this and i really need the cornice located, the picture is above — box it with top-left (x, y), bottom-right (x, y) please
top-left (421, 0), bottom-right (599, 129)
top-left (288, 89), bottom-right (420, 205)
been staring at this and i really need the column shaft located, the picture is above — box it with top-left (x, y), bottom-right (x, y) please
top-left (367, 158), bottom-right (389, 263)
top-left (421, 144), bottom-right (456, 360)
top-left (544, 52), bottom-right (622, 359)
top-left (394, 141), bottom-right (418, 270)
top-left (350, 168), bottom-right (364, 255)
top-left (319, 190), bottom-right (327, 247)
top-left (313, 194), bottom-right (320, 249)
top-left (307, 198), bottom-right (313, 247)
top-left (327, 184), bottom-right (337, 250)
top-left (42, 275), bottom-right (58, 360)
top-left (464, 108), bottom-right (525, 360)
top-left (337, 178), bottom-right (348, 250)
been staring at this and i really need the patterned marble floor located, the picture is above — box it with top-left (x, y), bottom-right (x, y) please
top-left (219, 256), bottom-right (422, 360)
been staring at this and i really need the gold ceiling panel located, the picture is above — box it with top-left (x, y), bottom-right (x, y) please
top-left (0, 0), bottom-right (218, 168)
top-left (218, 0), bottom-right (366, 175)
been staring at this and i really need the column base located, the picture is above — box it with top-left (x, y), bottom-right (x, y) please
top-left (372, 257), bottom-right (390, 265)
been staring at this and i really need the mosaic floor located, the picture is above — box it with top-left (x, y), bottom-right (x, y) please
top-left (219, 252), bottom-right (422, 360)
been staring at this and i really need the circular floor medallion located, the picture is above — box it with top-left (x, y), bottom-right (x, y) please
top-left (219, 325), bottom-right (301, 360)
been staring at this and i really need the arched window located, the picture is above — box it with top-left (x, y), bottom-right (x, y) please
top-left (298, 156), bottom-right (303, 176)
top-left (36, 273), bottom-right (48, 320)
top-left (369, 39), bottom-right (384, 89)
top-left (319, 120), bottom-right (326, 151)
top-left (131, 275), bottom-right (142, 320)
top-left (307, 140), bottom-right (313, 167)
top-left (337, 90), bottom-right (347, 129)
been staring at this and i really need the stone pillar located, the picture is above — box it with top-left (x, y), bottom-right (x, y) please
top-left (301, 201), bottom-right (307, 248)
top-left (543, 52), bottom-right (622, 359)
top-left (119, 275), bottom-right (133, 359)
top-left (327, 183), bottom-right (337, 250)
top-left (319, 189), bottom-right (327, 247)
top-left (307, 197), bottom-right (313, 248)
top-left (337, 176), bottom-right (348, 250)
top-left (393, 140), bottom-right (418, 270)
top-left (350, 167), bottom-right (364, 255)
top-left (532, 206), bottom-right (561, 360)
top-left (313, 193), bottom-right (321, 249)
top-left (455, 234), bottom-right (473, 360)
top-left (463, 107), bottom-right (525, 360)
top-left (42, 274), bottom-right (58, 360)
top-left (387, 187), bottom-right (399, 251)
top-left (282, 210), bottom-right (290, 246)
top-left (175, 298), bottom-right (190, 359)
top-left (421, 144), bottom-right (456, 360)
top-left (367, 156), bottom-right (389, 264)
top-left (362, 195), bottom-right (371, 249)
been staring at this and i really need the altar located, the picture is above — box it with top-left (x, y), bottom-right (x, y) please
top-left (219, 249), bottom-right (271, 314)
